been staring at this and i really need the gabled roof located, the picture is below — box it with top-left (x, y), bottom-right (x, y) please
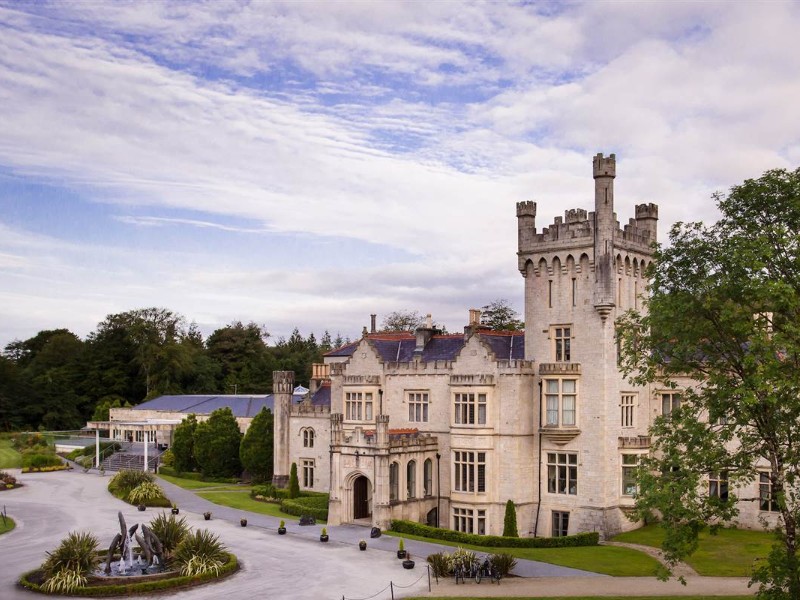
top-left (310, 382), bottom-right (331, 406)
top-left (325, 330), bottom-right (526, 363)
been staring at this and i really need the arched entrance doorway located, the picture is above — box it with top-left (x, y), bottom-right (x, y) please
top-left (353, 475), bottom-right (371, 520)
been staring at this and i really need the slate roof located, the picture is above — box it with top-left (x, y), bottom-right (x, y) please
top-left (325, 331), bottom-right (526, 363)
top-left (311, 382), bottom-right (331, 406)
top-left (133, 390), bottom-right (306, 418)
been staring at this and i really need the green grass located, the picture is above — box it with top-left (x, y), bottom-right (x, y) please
top-left (158, 473), bottom-right (247, 491)
top-left (0, 438), bottom-right (22, 469)
top-left (195, 490), bottom-right (301, 521)
top-left (386, 531), bottom-right (660, 577)
top-left (0, 515), bottom-right (15, 535)
top-left (408, 597), bottom-right (756, 600)
top-left (612, 524), bottom-right (774, 576)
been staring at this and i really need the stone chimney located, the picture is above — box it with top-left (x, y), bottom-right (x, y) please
top-left (370, 314), bottom-right (377, 333)
top-left (413, 314), bottom-right (435, 359)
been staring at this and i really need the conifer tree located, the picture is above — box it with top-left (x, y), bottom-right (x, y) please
top-left (502, 499), bottom-right (518, 537)
top-left (288, 462), bottom-right (300, 498)
top-left (239, 407), bottom-right (273, 483)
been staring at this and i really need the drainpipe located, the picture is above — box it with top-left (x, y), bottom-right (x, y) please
top-left (534, 380), bottom-right (543, 537)
top-left (436, 452), bottom-right (441, 528)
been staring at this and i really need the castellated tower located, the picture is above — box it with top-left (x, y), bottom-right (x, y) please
top-left (272, 370), bottom-right (294, 488)
top-left (516, 153), bottom-right (659, 537)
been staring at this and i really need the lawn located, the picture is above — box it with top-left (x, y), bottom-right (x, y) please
top-left (0, 438), bottom-right (22, 469)
top-left (387, 531), bottom-right (661, 577)
top-left (0, 515), bottom-right (15, 535)
top-left (196, 490), bottom-right (301, 521)
top-left (612, 524), bottom-right (774, 576)
top-left (158, 473), bottom-right (248, 491)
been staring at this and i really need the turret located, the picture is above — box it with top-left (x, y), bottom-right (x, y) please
top-left (272, 370), bottom-right (294, 488)
top-left (593, 153), bottom-right (616, 319)
top-left (516, 200), bottom-right (537, 255)
top-left (635, 203), bottom-right (658, 242)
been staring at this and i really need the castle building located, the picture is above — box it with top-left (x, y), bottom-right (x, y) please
top-left (274, 153), bottom-right (775, 537)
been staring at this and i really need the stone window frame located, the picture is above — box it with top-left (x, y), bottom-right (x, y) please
top-left (423, 458), bottom-right (433, 497)
top-left (389, 461), bottom-right (399, 502)
top-left (552, 510), bottom-right (570, 537)
top-left (547, 452), bottom-right (578, 496)
top-left (621, 452), bottom-right (645, 497)
top-left (759, 471), bottom-right (779, 513)
top-left (452, 390), bottom-right (489, 427)
top-left (544, 378), bottom-right (578, 427)
top-left (452, 506), bottom-right (486, 535)
top-left (406, 460), bottom-right (417, 499)
top-left (660, 391), bottom-right (682, 417)
top-left (302, 458), bottom-right (315, 489)
top-left (453, 450), bottom-right (487, 494)
top-left (344, 388), bottom-right (377, 423)
top-left (620, 392), bottom-right (637, 428)
top-left (709, 470), bottom-right (729, 501)
top-left (407, 390), bottom-right (429, 423)
top-left (550, 324), bottom-right (572, 362)
top-left (302, 427), bottom-right (315, 448)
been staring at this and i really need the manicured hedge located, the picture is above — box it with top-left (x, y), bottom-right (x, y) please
top-left (280, 494), bottom-right (329, 521)
top-left (18, 552), bottom-right (238, 596)
top-left (390, 520), bottom-right (600, 548)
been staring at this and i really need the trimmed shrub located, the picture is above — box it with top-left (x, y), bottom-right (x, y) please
top-left (280, 494), bottom-right (329, 521)
top-left (22, 453), bottom-right (62, 469)
top-left (160, 448), bottom-right (175, 467)
top-left (502, 499), bottom-right (519, 537)
top-left (128, 481), bottom-right (167, 505)
top-left (390, 519), bottom-right (600, 548)
top-left (288, 462), bottom-right (300, 499)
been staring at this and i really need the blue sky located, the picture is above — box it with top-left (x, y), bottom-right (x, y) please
top-left (1, 1), bottom-right (799, 347)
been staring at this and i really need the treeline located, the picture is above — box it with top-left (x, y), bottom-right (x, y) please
top-left (0, 307), bottom-right (349, 432)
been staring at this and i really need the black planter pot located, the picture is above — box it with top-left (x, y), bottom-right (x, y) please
top-left (320, 535), bottom-right (329, 542)
top-left (203, 512), bottom-right (212, 521)
top-left (240, 519), bottom-right (247, 527)
top-left (358, 542), bottom-right (367, 551)
top-left (397, 550), bottom-right (406, 559)
top-left (402, 559), bottom-right (415, 569)
top-left (278, 527), bottom-right (287, 535)
top-left (137, 504), bottom-right (146, 511)
top-left (171, 508), bottom-right (179, 515)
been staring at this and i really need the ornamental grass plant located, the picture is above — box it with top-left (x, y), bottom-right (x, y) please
top-left (174, 529), bottom-right (227, 577)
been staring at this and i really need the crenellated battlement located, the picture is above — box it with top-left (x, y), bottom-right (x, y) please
top-left (516, 201), bottom-right (537, 218)
top-left (593, 152), bottom-right (616, 178)
top-left (273, 371), bottom-right (295, 395)
top-left (290, 404), bottom-right (330, 416)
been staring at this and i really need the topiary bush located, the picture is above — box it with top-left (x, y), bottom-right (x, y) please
top-left (288, 462), bottom-right (300, 499)
top-left (22, 453), bottom-right (63, 469)
top-left (502, 499), bottom-right (519, 537)
top-left (280, 494), bottom-right (329, 521)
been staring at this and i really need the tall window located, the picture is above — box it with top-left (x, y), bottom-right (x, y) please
top-left (545, 379), bottom-right (577, 426)
top-left (408, 392), bottom-right (429, 423)
top-left (709, 471), bottom-right (729, 501)
top-left (303, 428), bottom-right (315, 448)
top-left (547, 452), bottom-right (577, 495)
top-left (424, 459), bottom-right (433, 497)
top-left (453, 507), bottom-right (486, 535)
top-left (345, 391), bottom-right (374, 422)
top-left (302, 459), bottom-right (314, 488)
top-left (553, 326), bottom-right (571, 361)
top-left (552, 511), bottom-right (570, 537)
top-left (661, 392), bottom-right (681, 416)
top-left (453, 450), bottom-right (486, 493)
top-left (454, 393), bottom-right (487, 425)
top-left (406, 460), bottom-right (417, 499)
top-left (389, 462), bottom-right (399, 502)
top-left (621, 454), bottom-right (640, 496)
top-left (760, 471), bottom-right (779, 512)
top-left (620, 393), bottom-right (636, 428)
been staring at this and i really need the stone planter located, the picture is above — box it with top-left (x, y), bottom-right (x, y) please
top-left (320, 534), bottom-right (329, 542)
top-left (278, 527), bottom-right (286, 535)
top-left (171, 508), bottom-right (179, 515)
top-left (402, 559), bottom-right (415, 569)
top-left (397, 550), bottom-right (406, 559)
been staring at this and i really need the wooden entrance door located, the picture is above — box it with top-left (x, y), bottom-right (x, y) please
top-left (353, 476), bottom-right (370, 519)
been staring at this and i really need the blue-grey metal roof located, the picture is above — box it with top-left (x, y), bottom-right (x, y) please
top-left (133, 393), bottom-right (306, 418)
top-left (311, 383), bottom-right (331, 406)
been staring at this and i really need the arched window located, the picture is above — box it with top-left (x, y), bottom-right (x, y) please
top-left (424, 459), bottom-right (433, 497)
top-left (407, 460), bottom-right (416, 499)
top-left (389, 462), bottom-right (399, 502)
top-left (303, 428), bottom-right (315, 448)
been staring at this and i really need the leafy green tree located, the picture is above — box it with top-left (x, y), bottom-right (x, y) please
top-left (171, 414), bottom-right (198, 473)
top-left (381, 310), bottom-right (425, 332)
top-left (91, 396), bottom-right (127, 422)
top-left (239, 407), bottom-right (273, 483)
top-left (193, 407), bottom-right (242, 478)
top-left (617, 167), bottom-right (800, 598)
top-left (288, 462), bottom-right (300, 498)
top-left (502, 499), bottom-right (518, 537)
top-left (481, 299), bottom-right (524, 331)
top-left (206, 321), bottom-right (273, 393)
top-left (271, 328), bottom-right (323, 387)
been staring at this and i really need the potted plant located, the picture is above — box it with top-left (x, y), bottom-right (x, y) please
top-left (358, 539), bottom-right (367, 551)
top-left (320, 527), bottom-right (328, 542)
top-left (278, 520), bottom-right (286, 535)
top-left (397, 538), bottom-right (406, 559)
top-left (240, 518), bottom-right (248, 527)
top-left (402, 552), bottom-right (415, 569)
top-left (137, 504), bottom-right (146, 511)
top-left (171, 503), bottom-right (179, 515)
top-left (203, 511), bottom-right (212, 520)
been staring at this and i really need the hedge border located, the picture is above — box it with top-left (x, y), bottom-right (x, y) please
top-left (390, 520), bottom-right (600, 548)
top-left (280, 495), bottom-right (329, 521)
top-left (157, 466), bottom-right (239, 484)
top-left (18, 552), bottom-right (238, 597)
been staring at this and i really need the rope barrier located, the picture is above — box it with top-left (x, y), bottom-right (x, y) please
top-left (341, 565), bottom-right (431, 600)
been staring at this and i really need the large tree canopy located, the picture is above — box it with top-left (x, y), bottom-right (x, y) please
top-left (481, 299), bottom-right (524, 331)
top-left (618, 167), bottom-right (800, 598)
